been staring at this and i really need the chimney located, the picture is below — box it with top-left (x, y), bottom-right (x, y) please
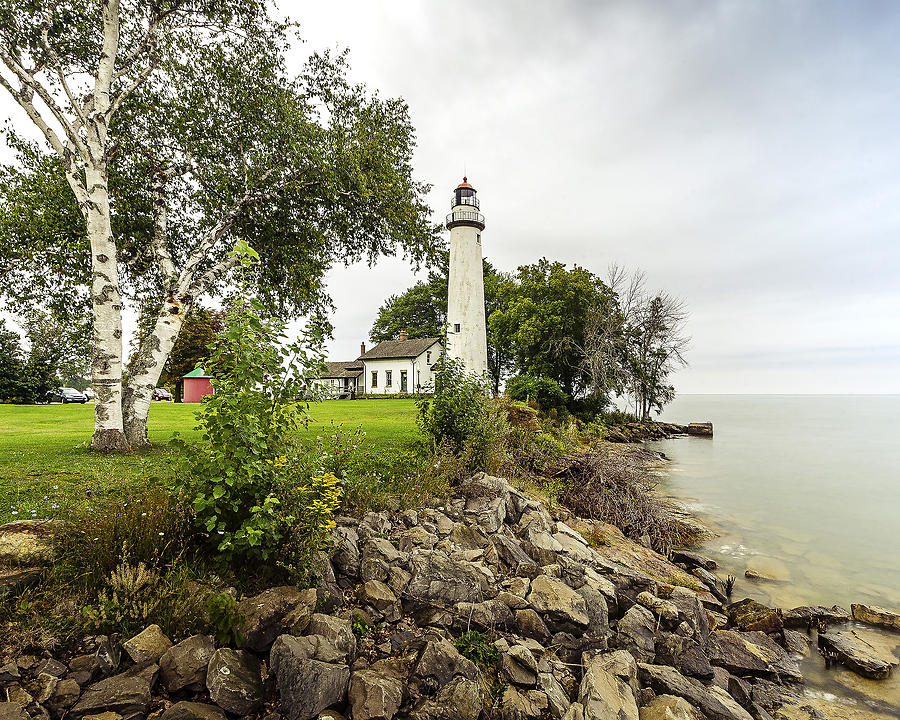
top-left (399, 330), bottom-right (409, 342)
top-left (360, 342), bottom-right (366, 356)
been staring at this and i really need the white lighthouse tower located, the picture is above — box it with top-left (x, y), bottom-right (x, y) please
top-left (445, 177), bottom-right (488, 376)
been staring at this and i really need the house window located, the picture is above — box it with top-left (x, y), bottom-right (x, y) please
top-left (454, 323), bottom-right (461, 332)
top-left (371, 371), bottom-right (377, 388)
top-left (386, 370), bottom-right (392, 387)
top-left (427, 351), bottom-right (431, 363)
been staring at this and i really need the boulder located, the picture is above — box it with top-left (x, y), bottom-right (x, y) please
top-left (725, 599), bottom-right (782, 634)
top-left (851, 603), bottom-right (900, 631)
top-left (655, 634), bottom-right (714, 680)
top-left (332, 525), bottom-right (361, 580)
top-left (70, 661), bottom-right (158, 720)
top-left (405, 550), bottom-right (492, 607)
top-left (671, 551), bottom-right (717, 571)
top-left (781, 629), bottom-right (811, 657)
top-left (407, 676), bottom-right (482, 720)
top-left (638, 664), bottom-right (754, 720)
top-left (492, 535), bottom-right (540, 576)
top-left (205, 649), bottom-right (263, 716)
top-left (359, 580), bottom-right (398, 615)
top-left (782, 604), bottom-right (851, 628)
top-left (579, 654), bottom-right (638, 720)
top-left (455, 599), bottom-right (514, 632)
top-left (515, 609), bottom-right (551, 641)
top-left (412, 638), bottom-right (478, 689)
top-left (68, 653), bottom-right (101, 686)
top-left (537, 670), bottom-right (571, 719)
top-left (308, 614), bottom-right (357, 661)
top-left (159, 702), bottom-right (227, 720)
top-left (818, 630), bottom-right (898, 679)
top-left (159, 635), bottom-right (215, 693)
top-left (123, 625), bottom-right (172, 664)
top-left (0, 704), bottom-right (30, 720)
top-left (709, 631), bottom-right (802, 682)
top-left (615, 604), bottom-right (657, 662)
top-left (237, 586), bottom-right (317, 652)
top-left (637, 592), bottom-right (680, 624)
top-left (685, 423), bottom-right (713, 437)
top-left (527, 574), bottom-right (589, 628)
top-left (348, 661), bottom-right (405, 720)
top-left (639, 694), bottom-right (705, 720)
top-left (270, 636), bottom-right (350, 720)
top-left (500, 645), bottom-right (539, 686)
top-left (0, 520), bottom-right (65, 565)
top-left (499, 686), bottom-right (548, 720)
top-left (40, 676), bottom-right (81, 717)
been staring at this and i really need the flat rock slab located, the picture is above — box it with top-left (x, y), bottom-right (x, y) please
top-left (70, 661), bottom-right (158, 720)
top-left (818, 630), bottom-right (898, 679)
top-left (0, 520), bottom-right (66, 565)
top-left (782, 605), bottom-right (851, 628)
top-left (638, 663), bottom-right (753, 720)
top-left (851, 603), bottom-right (900, 631)
top-left (710, 631), bottom-right (803, 683)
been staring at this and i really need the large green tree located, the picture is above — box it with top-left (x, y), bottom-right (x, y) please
top-left (0, 3), bottom-right (436, 449)
top-left (369, 254), bottom-right (512, 393)
top-left (490, 258), bottom-right (616, 397)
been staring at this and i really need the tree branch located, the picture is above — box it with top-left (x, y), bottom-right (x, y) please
top-left (40, 4), bottom-right (88, 133)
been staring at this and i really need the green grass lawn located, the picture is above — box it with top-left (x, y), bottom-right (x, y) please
top-left (0, 400), bottom-right (419, 524)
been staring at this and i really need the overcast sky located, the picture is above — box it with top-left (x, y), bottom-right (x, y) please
top-left (289, 0), bottom-right (900, 394)
top-left (4, 2), bottom-right (900, 395)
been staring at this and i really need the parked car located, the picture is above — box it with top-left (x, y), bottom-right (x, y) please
top-left (152, 387), bottom-right (173, 401)
top-left (83, 387), bottom-right (94, 400)
top-left (46, 387), bottom-right (88, 403)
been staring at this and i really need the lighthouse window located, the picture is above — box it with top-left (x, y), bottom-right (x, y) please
top-left (476, 234), bottom-right (481, 244)
top-left (454, 323), bottom-right (461, 333)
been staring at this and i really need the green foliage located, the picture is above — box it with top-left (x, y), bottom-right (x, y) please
top-left (491, 258), bottom-right (614, 396)
top-left (417, 357), bottom-right (490, 452)
top-left (351, 611), bottom-right (372, 640)
top-left (0, 319), bottom-right (59, 404)
top-left (175, 246), bottom-right (327, 563)
top-left (454, 630), bottom-right (499, 668)
top-left (505, 374), bottom-right (568, 414)
top-left (204, 591), bottom-right (246, 647)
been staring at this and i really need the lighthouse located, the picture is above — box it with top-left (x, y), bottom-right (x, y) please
top-left (445, 177), bottom-right (488, 376)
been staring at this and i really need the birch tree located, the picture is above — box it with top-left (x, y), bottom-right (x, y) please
top-left (0, 3), bottom-right (435, 450)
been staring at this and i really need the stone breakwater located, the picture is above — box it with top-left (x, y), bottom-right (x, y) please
top-left (2, 473), bottom-right (898, 720)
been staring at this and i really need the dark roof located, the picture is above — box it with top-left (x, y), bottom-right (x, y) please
top-left (320, 361), bottom-right (364, 379)
top-left (359, 337), bottom-right (442, 360)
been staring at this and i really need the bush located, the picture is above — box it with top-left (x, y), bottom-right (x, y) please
top-left (506, 374), bottom-right (568, 415)
top-left (417, 358), bottom-right (511, 476)
top-left (568, 394), bottom-right (609, 422)
top-left (173, 242), bottom-right (328, 565)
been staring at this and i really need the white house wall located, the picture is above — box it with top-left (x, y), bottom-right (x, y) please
top-left (362, 346), bottom-right (442, 394)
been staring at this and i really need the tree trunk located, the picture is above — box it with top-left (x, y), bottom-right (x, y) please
top-left (123, 295), bottom-right (189, 447)
top-left (84, 165), bottom-right (129, 452)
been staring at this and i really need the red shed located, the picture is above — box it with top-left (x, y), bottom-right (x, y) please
top-left (182, 367), bottom-right (214, 403)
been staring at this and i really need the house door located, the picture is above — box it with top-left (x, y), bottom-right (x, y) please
top-left (400, 370), bottom-right (408, 392)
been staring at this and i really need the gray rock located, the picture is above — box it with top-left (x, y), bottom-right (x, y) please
top-left (491, 535), bottom-right (539, 576)
top-left (38, 676), bottom-right (81, 717)
top-left (671, 551), bottom-right (718, 570)
top-left (67, 654), bottom-right (100, 686)
top-left (638, 663), bottom-right (754, 720)
top-left (655, 634), bottom-right (714, 680)
top-left (405, 550), bottom-right (492, 607)
top-left (527, 575), bottom-right (589, 628)
top-left (850, 603), bottom-right (900, 631)
top-left (123, 625), bottom-right (172, 664)
top-left (36, 659), bottom-right (68, 678)
top-left (499, 686), bottom-right (548, 720)
top-left (407, 677), bottom-right (482, 720)
top-left (159, 701), bottom-right (227, 720)
top-left (270, 636), bottom-right (350, 720)
top-left (666, 587), bottom-right (710, 649)
top-left (332, 525), bottom-right (361, 580)
top-left (782, 605), bottom-right (851, 628)
top-left (709, 631), bottom-right (803, 683)
top-left (637, 592), bottom-right (680, 624)
top-left (515, 609), bottom-right (551, 642)
top-left (412, 638), bottom-right (478, 690)
top-left (205, 649), bottom-right (263, 716)
top-left (359, 581), bottom-right (398, 616)
top-left (781, 630), bottom-right (811, 657)
top-left (725, 599), bottom-right (782, 634)
top-left (615, 604), bottom-right (656, 662)
top-left (308, 614), bottom-right (357, 660)
top-left (237, 586), bottom-right (318, 652)
top-left (537, 671), bottom-right (570, 719)
top-left (0, 662), bottom-right (20, 686)
top-left (500, 645), bottom-right (539, 686)
top-left (0, 519), bottom-right (65, 564)
top-left (578, 654), bottom-right (638, 720)
top-left (347, 663), bottom-right (404, 720)
top-left (159, 635), bottom-right (215, 693)
top-left (639, 694), bottom-right (706, 720)
top-left (450, 524), bottom-right (490, 551)
top-left (0, 703), bottom-right (30, 720)
top-left (454, 599), bottom-right (514, 631)
top-left (70, 661), bottom-right (158, 720)
top-left (818, 630), bottom-right (898, 679)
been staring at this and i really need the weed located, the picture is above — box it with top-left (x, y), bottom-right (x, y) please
top-left (204, 591), bottom-right (245, 647)
top-left (454, 630), bottom-right (499, 668)
top-left (351, 611), bottom-right (371, 640)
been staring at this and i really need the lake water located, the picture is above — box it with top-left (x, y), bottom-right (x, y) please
top-left (648, 394), bottom-right (900, 714)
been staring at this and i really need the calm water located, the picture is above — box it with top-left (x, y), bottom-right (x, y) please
top-left (649, 395), bottom-right (900, 714)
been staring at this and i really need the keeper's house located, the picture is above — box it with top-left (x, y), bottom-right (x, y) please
top-left (315, 332), bottom-right (443, 397)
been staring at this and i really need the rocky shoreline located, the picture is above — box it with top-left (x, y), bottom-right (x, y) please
top-left (3, 471), bottom-right (899, 720)
top-left (604, 422), bottom-right (713, 444)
